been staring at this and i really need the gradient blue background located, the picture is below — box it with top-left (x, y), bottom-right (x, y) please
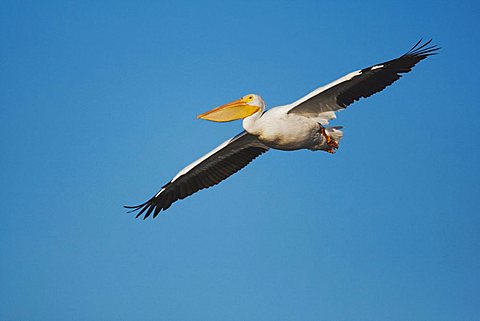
top-left (1, 1), bottom-right (479, 320)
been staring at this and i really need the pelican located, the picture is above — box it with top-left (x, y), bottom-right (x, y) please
top-left (126, 39), bottom-right (439, 219)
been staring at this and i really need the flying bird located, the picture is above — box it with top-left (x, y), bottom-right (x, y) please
top-left (126, 39), bottom-right (439, 219)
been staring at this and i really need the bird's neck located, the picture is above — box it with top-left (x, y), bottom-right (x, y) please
top-left (242, 110), bottom-right (263, 136)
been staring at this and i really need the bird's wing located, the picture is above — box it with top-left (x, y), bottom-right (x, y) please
top-left (287, 39), bottom-right (439, 119)
top-left (125, 131), bottom-right (269, 219)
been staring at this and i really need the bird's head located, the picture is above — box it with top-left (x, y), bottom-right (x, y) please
top-left (197, 94), bottom-right (265, 122)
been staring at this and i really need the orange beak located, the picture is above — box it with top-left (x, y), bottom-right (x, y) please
top-left (197, 98), bottom-right (260, 122)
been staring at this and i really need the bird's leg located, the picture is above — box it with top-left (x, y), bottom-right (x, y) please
top-left (321, 127), bottom-right (339, 154)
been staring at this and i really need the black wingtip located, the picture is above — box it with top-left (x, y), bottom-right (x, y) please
top-left (124, 203), bottom-right (146, 214)
top-left (124, 195), bottom-right (157, 219)
top-left (407, 38), bottom-right (424, 53)
top-left (404, 38), bottom-right (440, 57)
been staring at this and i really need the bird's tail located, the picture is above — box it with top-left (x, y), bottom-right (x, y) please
top-left (325, 126), bottom-right (343, 142)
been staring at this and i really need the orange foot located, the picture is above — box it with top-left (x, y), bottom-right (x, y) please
top-left (321, 128), bottom-right (339, 154)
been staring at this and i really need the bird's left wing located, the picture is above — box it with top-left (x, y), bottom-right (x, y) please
top-left (125, 131), bottom-right (269, 219)
top-left (287, 39), bottom-right (439, 119)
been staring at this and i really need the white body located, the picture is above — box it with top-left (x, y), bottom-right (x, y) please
top-left (243, 105), bottom-right (340, 151)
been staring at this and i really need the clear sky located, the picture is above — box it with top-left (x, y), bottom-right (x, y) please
top-left (1, 1), bottom-right (479, 320)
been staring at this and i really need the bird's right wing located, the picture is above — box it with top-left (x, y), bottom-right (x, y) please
top-left (125, 131), bottom-right (269, 219)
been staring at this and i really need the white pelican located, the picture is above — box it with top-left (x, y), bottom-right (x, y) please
top-left (126, 39), bottom-right (439, 219)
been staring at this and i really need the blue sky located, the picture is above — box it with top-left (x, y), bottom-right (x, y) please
top-left (1, 0), bottom-right (479, 320)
